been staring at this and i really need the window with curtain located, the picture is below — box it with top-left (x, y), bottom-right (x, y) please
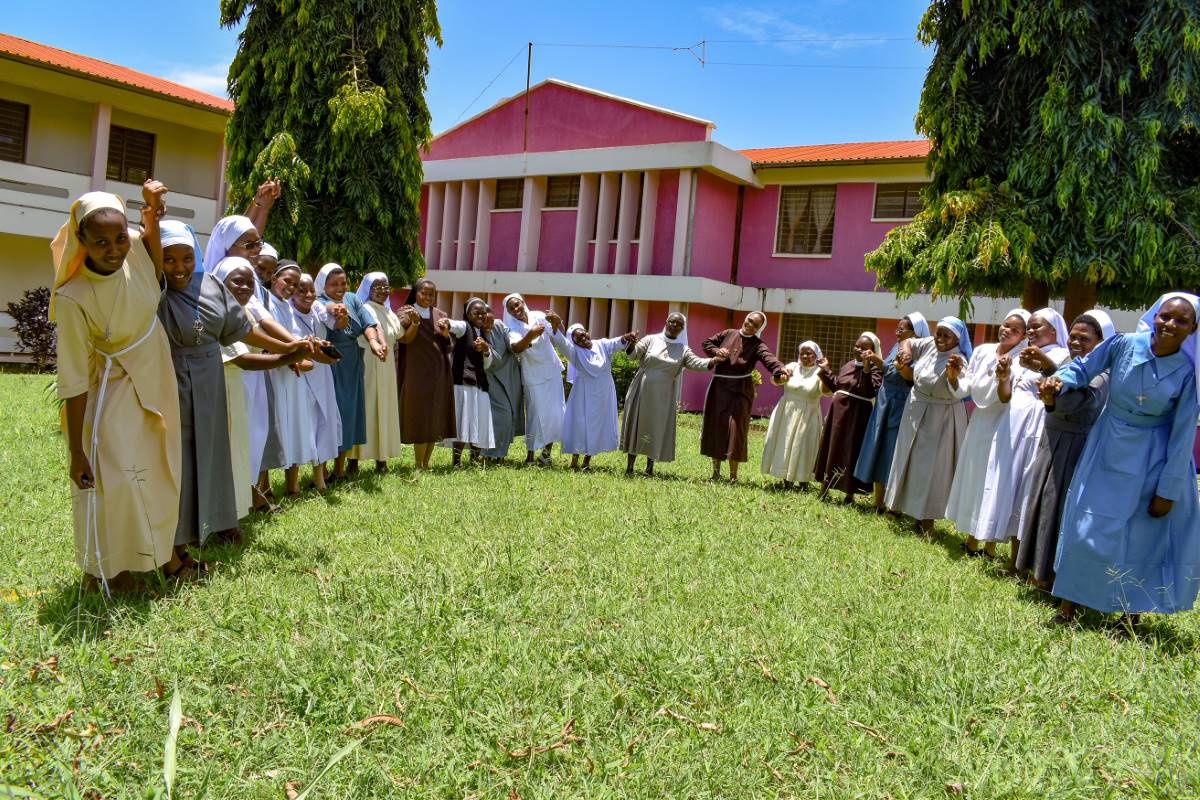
top-left (106, 125), bottom-right (155, 184)
top-left (873, 183), bottom-right (926, 219)
top-left (778, 312), bottom-right (876, 369)
top-left (546, 175), bottom-right (580, 208)
top-left (495, 178), bottom-right (524, 210)
top-left (774, 185), bottom-right (836, 255)
top-left (0, 100), bottom-right (29, 163)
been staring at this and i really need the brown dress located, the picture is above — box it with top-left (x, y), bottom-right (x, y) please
top-left (700, 329), bottom-right (786, 463)
top-left (814, 360), bottom-right (882, 493)
top-left (399, 308), bottom-right (456, 443)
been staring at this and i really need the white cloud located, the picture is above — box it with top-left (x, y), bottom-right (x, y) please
top-left (703, 5), bottom-right (891, 55)
top-left (164, 63), bottom-right (232, 97)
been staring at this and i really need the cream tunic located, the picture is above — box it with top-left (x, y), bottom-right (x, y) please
top-left (221, 341), bottom-right (253, 519)
top-left (54, 235), bottom-right (181, 577)
top-left (354, 300), bottom-right (404, 461)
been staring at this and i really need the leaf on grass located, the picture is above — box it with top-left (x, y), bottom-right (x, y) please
top-left (344, 714), bottom-right (404, 733)
top-left (5, 714), bottom-right (14, 733)
top-left (846, 720), bottom-right (886, 742)
top-left (163, 689), bottom-right (182, 800)
top-left (764, 760), bottom-right (785, 781)
top-left (622, 730), bottom-right (646, 766)
top-left (146, 676), bottom-right (166, 702)
top-left (751, 657), bottom-right (778, 683)
top-left (284, 781), bottom-right (300, 800)
top-left (507, 789), bottom-right (522, 800)
top-left (502, 718), bottom-right (582, 759)
top-left (33, 710), bottom-right (73, 734)
top-left (30, 655), bottom-right (59, 682)
top-left (656, 707), bottom-right (721, 733)
top-left (885, 750), bottom-right (906, 760)
top-left (107, 654), bottom-right (133, 667)
top-left (807, 676), bottom-right (837, 704)
top-left (290, 739), bottom-right (364, 800)
top-left (945, 781), bottom-right (964, 795)
top-left (785, 733), bottom-right (814, 757)
top-left (1106, 692), bottom-right (1130, 715)
top-left (399, 675), bottom-right (433, 698)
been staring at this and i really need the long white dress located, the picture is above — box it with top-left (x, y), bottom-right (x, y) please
top-left (292, 304), bottom-right (342, 464)
top-left (553, 331), bottom-right (623, 456)
top-left (944, 342), bottom-right (1028, 540)
top-left (508, 311), bottom-right (565, 451)
top-left (267, 295), bottom-right (317, 468)
top-left (760, 363), bottom-right (825, 482)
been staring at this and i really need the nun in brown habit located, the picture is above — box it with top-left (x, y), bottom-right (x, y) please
top-left (396, 278), bottom-right (459, 469)
top-left (700, 311), bottom-right (788, 483)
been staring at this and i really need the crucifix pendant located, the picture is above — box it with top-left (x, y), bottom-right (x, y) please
top-left (1136, 393), bottom-right (1147, 406)
top-left (193, 318), bottom-right (205, 346)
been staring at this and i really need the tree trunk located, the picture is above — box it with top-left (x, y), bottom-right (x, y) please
top-left (1021, 278), bottom-right (1050, 311)
top-left (1063, 274), bottom-right (1097, 326)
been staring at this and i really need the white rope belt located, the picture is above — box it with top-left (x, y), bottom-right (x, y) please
top-left (713, 372), bottom-right (754, 379)
top-left (834, 389), bottom-right (875, 403)
top-left (85, 317), bottom-right (160, 595)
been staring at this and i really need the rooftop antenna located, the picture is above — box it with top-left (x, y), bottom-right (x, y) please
top-left (523, 41), bottom-right (532, 153)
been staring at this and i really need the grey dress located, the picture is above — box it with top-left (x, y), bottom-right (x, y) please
top-left (1015, 374), bottom-right (1109, 582)
top-left (884, 336), bottom-right (970, 520)
top-left (620, 333), bottom-right (713, 462)
top-left (158, 271), bottom-right (251, 546)
top-left (483, 320), bottom-right (525, 458)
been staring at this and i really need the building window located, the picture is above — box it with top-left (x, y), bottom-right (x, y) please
top-left (106, 125), bottom-right (155, 184)
top-left (775, 185), bottom-right (836, 255)
top-left (778, 312), bottom-right (877, 370)
top-left (495, 178), bottom-right (524, 210)
top-left (0, 100), bottom-right (29, 163)
top-left (546, 175), bottom-right (580, 208)
top-left (873, 182), bottom-right (926, 219)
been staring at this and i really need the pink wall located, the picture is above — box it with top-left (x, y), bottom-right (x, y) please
top-left (537, 211), bottom-right (576, 273)
top-left (426, 82), bottom-right (710, 161)
top-left (651, 171), bottom-right (679, 276)
top-left (736, 183), bottom-right (903, 292)
top-left (418, 186), bottom-right (429, 260)
top-left (689, 171), bottom-right (738, 282)
top-left (487, 211), bottom-right (521, 269)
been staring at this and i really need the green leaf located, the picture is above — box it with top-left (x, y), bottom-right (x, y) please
top-left (162, 688), bottom-right (182, 800)
top-left (291, 738), bottom-right (365, 800)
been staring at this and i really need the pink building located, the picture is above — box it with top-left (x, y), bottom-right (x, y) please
top-left (417, 79), bottom-right (1139, 414)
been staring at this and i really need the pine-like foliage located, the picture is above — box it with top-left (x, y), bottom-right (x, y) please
top-left (220, 0), bottom-right (441, 285)
top-left (867, 0), bottom-right (1200, 310)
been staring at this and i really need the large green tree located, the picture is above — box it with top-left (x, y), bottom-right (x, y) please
top-left (220, 0), bottom-right (441, 284)
top-left (867, 0), bottom-right (1200, 317)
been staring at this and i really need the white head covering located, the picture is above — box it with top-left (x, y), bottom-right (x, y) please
top-left (565, 322), bottom-right (608, 384)
top-left (49, 191), bottom-right (127, 320)
top-left (858, 331), bottom-right (883, 362)
top-left (259, 242), bottom-right (279, 262)
top-left (202, 215), bottom-right (257, 273)
top-left (355, 271), bottom-right (389, 304)
top-left (212, 256), bottom-right (254, 284)
top-left (662, 312), bottom-right (688, 343)
top-left (159, 220), bottom-right (202, 274)
top-left (1003, 307), bottom-right (1031, 327)
top-left (502, 292), bottom-right (535, 336)
top-left (904, 312), bottom-right (931, 338)
top-left (314, 263), bottom-right (345, 298)
top-left (741, 310), bottom-right (768, 337)
top-left (937, 316), bottom-right (973, 359)
top-left (1137, 292), bottom-right (1200, 401)
top-left (797, 340), bottom-right (823, 361)
top-left (1032, 307), bottom-right (1069, 349)
top-left (1079, 308), bottom-right (1116, 341)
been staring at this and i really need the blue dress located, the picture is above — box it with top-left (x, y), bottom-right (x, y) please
top-left (319, 292), bottom-right (378, 453)
top-left (853, 343), bottom-right (913, 486)
top-left (1052, 332), bottom-right (1200, 614)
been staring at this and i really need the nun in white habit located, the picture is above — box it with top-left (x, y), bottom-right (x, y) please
top-left (760, 340), bottom-right (826, 487)
top-left (502, 293), bottom-right (566, 465)
top-left (551, 323), bottom-right (638, 469)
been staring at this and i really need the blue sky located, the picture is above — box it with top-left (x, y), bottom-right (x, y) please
top-left (4, 1), bottom-right (932, 149)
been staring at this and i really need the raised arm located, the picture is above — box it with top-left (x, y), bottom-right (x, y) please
top-left (681, 346), bottom-right (715, 371)
top-left (139, 180), bottom-right (168, 282)
top-left (1054, 334), bottom-right (1120, 392)
top-left (701, 330), bottom-right (725, 357)
top-left (754, 339), bottom-right (788, 380)
top-left (243, 179), bottom-right (280, 234)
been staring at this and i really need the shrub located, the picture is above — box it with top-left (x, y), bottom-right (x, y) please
top-left (7, 286), bottom-right (56, 371)
top-left (611, 351), bottom-right (639, 406)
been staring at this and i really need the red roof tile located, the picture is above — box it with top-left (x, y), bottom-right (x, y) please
top-left (0, 32), bottom-right (233, 113)
top-left (739, 139), bottom-right (929, 166)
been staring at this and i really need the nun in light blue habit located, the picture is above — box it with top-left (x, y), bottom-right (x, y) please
top-left (853, 312), bottom-right (931, 502)
top-left (1051, 292), bottom-right (1200, 617)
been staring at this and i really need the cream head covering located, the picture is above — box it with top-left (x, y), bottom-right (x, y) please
top-left (858, 331), bottom-right (883, 361)
top-left (355, 272), bottom-right (389, 304)
top-left (797, 340), bottom-right (822, 361)
top-left (49, 191), bottom-right (127, 320)
top-left (662, 312), bottom-right (688, 343)
top-left (1031, 307), bottom-right (1069, 349)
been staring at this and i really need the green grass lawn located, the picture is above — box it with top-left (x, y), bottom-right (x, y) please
top-left (2, 371), bottom-right (1199, 799)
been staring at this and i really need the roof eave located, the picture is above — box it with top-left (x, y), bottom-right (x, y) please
top-left (751, 156), bottom-right (928, 169)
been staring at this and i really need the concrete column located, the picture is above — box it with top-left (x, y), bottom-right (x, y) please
top-left (456, 181), bottom-right (479, 271)
top-left (550, 296), bottom-right (570, 323)
top-left (517, 176), bottom-right (547, 272)
top-left (632, 300), bottom-right (650, 334)
top-left (572, 174), bottom-right (599, 273)
top-left (569, 296), bottom-right (589, 327)
top-left (587, 298), bottom-right (610, 337)
top-left (439, 181), bottom-right (461, 270)
top-left (473, 180), bottom-right (495, 270)
top-left (671, 169), bottom-right (694, 277)
top-left (613, 172), bottom-right (640, 275)
top-left (89, 103), bottom-right (112, 192)
top-left (213, 141), bottom-right (228, 216)
top-left (610, 300), bottom-right (631, 337)
top-left (636, 170), bottom-right (659, 275)
top-left (424, 183), bottom-right (444, 268)
top-left (592, 173), bottom-right (619, 274)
